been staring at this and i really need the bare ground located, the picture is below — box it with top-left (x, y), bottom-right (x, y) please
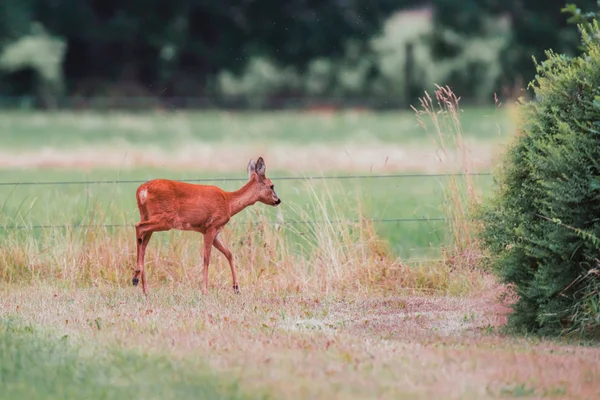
top-left (1, 279), bottom-right (598, 399)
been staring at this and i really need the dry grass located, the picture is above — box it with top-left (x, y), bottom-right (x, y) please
top-left (412, 85), bottom-right (488, 273)
top-left (0, 87), bottom-right (491, 297)
top-left (1, 283), bottom-right (599, 399)
top-left (0, 186), bottom-right (483, 296)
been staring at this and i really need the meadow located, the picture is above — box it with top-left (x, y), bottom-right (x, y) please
top-left (0, 102), bottom-right (506, 260)
top-left (1, 95), bottom-right (600, 399)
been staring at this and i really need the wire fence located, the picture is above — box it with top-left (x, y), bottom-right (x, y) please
top-left (0, 217), bottom-right (448, 231)
top-left (0, 171), bottom-right (491, 231)
top-left (0, 172), bottom-right (492, 187)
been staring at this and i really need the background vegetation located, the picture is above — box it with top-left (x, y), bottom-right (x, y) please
top-left (0, 0), bottom-right (598, 108)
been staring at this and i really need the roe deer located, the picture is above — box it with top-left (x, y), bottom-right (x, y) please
top-left (133, 157), bottom-right (281, 295)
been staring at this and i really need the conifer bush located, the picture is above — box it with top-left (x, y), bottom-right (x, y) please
top-left (478, 22), bottom-right (600, 337)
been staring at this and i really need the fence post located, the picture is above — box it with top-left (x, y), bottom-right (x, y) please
top-left (404, 41), bottom-right (417, 107)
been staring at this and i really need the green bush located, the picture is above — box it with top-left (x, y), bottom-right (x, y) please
top-left (478, 22), bottom-right (600, 338)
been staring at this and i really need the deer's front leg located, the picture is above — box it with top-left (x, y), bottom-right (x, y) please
top-left (213, 235), bottom-right (239, 293)
top-left (201, 229), bottom-right (217, 294)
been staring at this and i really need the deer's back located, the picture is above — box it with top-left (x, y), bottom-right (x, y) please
top-left (136, 179), bottom-right (229, 230)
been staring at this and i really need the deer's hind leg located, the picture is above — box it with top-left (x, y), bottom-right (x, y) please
top-left (134, 219), bottom-right (170, 295)
top-left (201, 228), bottom-right (218, 295)
top-left (134, 229), bottom-right (153, 294)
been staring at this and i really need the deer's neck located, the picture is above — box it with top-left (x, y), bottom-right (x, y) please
top-left (227, 180), bottom-right (258, 217)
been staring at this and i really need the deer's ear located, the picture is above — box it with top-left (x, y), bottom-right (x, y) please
top-left (255, 157), bottom-right (266, 176)
top-left (247, 159), bottom-right (256, 178)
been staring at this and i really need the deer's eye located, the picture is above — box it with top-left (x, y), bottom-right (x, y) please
top-left (270, 185), bottom-right (274, 190)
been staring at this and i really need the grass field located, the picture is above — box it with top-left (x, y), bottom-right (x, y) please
top-left (0, 104), bottom-right (506, 259)
top-left (0, 168), bottom-right (495, 260)
top-left (0, 316), bottom-right (253, 400)
top-left (2, 99), bottom-right (600, 399)
top-left (0, 107), bottom-right (510, 148)
top-left (0, 106), bottom-right (510, 172)
top-left (2, 285), bottom-right (599, 399)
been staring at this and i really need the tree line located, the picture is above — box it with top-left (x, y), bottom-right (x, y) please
top-left (0, 0), bottom-right (596, 108)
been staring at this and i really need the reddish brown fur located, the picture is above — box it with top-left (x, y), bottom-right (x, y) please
top-left (133, 157), bottom-right (281, 295)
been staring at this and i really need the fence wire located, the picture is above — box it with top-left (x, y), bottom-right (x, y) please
top-left (0, 172), bottom-right (487, 231)
top-left (0, 172), bottom-right (492, 187)
top-left (0, 217), bottom-right (447, 231)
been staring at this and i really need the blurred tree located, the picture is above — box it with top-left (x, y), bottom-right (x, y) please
top-left (0, 0), bottom-right (417, 98)
top-left (431, 0), bottom-right (598, 96)
top-left (0, 23), bottom-right (66, 108)
top-left (0, 1), bottom-right (66, 105)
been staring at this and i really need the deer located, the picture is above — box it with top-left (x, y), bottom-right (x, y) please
top-left (132, 157), bottom-right (281, 296)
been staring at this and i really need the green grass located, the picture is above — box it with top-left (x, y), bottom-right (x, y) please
top-left (0, 168), bottom-right (494, 259)
top-left (0, 104), bottom-right (510, 264)
top-left (0, 107), bottom-right (510, 149)
top-left (0, 318), bottom-right (257, 400)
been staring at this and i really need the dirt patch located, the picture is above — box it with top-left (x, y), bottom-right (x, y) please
top-left (284, 280), bottom-right (513, 343)
top-left (336, 294), bottom-right (511, 342)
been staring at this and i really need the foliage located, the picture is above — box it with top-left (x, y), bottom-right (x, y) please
top-left (0, 0), bottom-right (415, 100)
top-left (216, 11), bottom-right (434, 106)
top-left (563, 1), bottom-right (600, 29)
top-left (431, 0), bottom-right (598, 97)
top-left (429, 14), bottom-right (510, 103)
top-left (216, 10), bottom-right (509, 106)
top-left (1, 1), bottom-right (595, 105)
top-left (0, 23), bottom-right (65, 107)
top-left (477, 22), bottom-right (600, 337)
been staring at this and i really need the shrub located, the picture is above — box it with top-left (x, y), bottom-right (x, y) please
top-left (478, 22), bottom-right (600, 337)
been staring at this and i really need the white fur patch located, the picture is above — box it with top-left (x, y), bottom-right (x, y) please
top-left (139, 188), bottom-right (148, 204)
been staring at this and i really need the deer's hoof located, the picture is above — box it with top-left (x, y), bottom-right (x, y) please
top-left (132, 277), bottom-right (139, 286)
top-left (233, 284), bottom-right (240, 294)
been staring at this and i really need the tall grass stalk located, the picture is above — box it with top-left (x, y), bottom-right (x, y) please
top-left (412, 85), bottom-right (484, 272)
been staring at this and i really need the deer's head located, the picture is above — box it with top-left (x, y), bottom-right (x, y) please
top-left (247, 157), bottom-right (281, 206)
